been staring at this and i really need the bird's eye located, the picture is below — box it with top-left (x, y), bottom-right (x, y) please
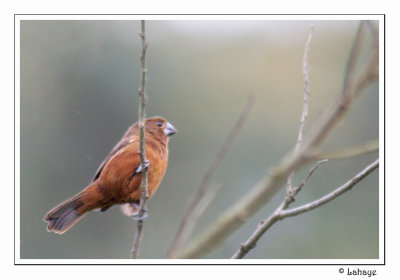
top-left (157, 121), bottom-right (163, 127)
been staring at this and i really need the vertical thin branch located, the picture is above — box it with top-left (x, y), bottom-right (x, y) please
top-left (234, 26), bottom-right (316, 259)
top-left (286, 25), bottom-right (314, 192)
top-left (166, 93), bottom-right (255, 258)
top-left (131, 20), bottom-right (149, 259)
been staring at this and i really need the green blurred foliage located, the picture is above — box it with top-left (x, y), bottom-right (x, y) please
top-left (20, 20), bottom-right (379, 259)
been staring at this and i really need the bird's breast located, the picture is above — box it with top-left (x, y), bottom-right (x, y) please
top-left (146, 149), bottom-right (168, 197)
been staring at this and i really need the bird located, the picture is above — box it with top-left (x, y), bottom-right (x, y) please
top-left (43, 117), bottom-right (177, 234)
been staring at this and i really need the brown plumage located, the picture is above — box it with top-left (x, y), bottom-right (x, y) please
top-left (44, 117), bottom-right (176, 234)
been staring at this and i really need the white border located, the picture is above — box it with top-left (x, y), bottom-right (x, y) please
top-left (15, 14), bottom-right (383, 21)
top-left (14, 14), bottom-right (384, 265)
top-left (16, 258), bottom-right (383, 265)
top-left (15, 17), bottom-right (21, 264)
top-left (378, 18), bottom-right (385, 263)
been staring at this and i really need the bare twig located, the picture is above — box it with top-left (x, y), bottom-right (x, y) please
top-left (232, 159), bottom-right (328, 259)
top-left (233, 26), bottom-right (318, 259)
top-left (168, 182), bottom-right (222, 256)
top-left (279, 158), bottom-right (378, 218)
top-left (131, 20), bottom-right (149, 259)
top-left (318, 139), bottom-right (378, 160)
top-left (232, 158), bottom-right (378, 258)
top-left (188, 183), bottom-right (222, 228)
top-left (287, 159), bottom-right (328, 203)
top-left (166, 93), bottom-right (255, 258)
top-left (177, 21), bottom-right (378, 259)
top-left (287, 25), bottom-right (314, 193)
top-left (343, 22), bottom-right (366, 95)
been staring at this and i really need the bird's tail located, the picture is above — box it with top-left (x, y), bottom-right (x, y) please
top-left (43, 193), bottom-right (86, 234)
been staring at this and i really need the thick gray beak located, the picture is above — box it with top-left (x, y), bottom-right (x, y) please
top-left (164, 122), bottom-right (177, 136)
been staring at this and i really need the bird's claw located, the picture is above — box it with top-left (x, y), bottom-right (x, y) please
top-left (131, 206), bottom-right (148, 221)
top-left (136, 160), bottom-right (150, 173)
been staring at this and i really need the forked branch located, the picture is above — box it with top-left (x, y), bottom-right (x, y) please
top-left (232, 158), bottom-right (378, 258)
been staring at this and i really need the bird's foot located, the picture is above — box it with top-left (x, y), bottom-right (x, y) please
top-left (135, 160), bottom-right (150, 173)
top-left (128, 202), bottom-right (148, 221)
top-left (131, 206), bottom-right (148, 221)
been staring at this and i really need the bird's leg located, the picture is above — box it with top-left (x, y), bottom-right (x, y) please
top-left (129, 160), bottom-right (150, 181)
top-left (129, 159), bottom-right (150, 221)
top-left (135, 160), bottom-right (150, 173)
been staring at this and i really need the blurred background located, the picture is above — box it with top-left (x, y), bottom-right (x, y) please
top-left (20, 20), bottom-right (379, 259)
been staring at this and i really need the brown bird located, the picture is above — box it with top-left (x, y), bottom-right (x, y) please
top-left (44, 117), bottom-right (177, 234)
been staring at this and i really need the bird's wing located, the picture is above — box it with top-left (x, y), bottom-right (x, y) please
top-left (91, 137), bottom-right (134, 182)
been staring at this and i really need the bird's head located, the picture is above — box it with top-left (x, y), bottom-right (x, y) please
top-left (142, 117), bottom-right (177, 146)
top-left (146, 117), bottom-right (177, 136)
